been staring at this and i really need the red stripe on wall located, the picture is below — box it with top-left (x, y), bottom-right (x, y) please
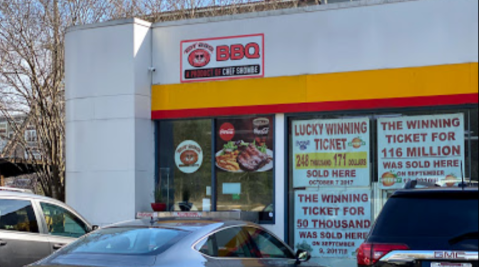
top-left (151, 93), bottom-right (479, 120)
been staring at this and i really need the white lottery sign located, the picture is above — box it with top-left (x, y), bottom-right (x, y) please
top-left (294, 189), bottom-right (372, 259)
top-left (378, 114), bottom-right (465, 189)
top-left (292, 118), bottom-right (371, 188)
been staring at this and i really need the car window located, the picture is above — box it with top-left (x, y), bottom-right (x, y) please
top-left (60, 227), bottom-right (188, 255)
top-left (196, 234), bottom-right (218, 256)
top-left (372, 196), bottom-right (479, 238)
top-left (40, 202), bottom-right (88, 238)
top-left (245, 227), bottom-right (295, 259)
top-left (0, 199), bottom-right (39, 233)
top-left (196, 227), bottom-right (256, 258)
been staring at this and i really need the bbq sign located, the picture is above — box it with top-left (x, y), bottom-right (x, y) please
top-left (181, 34), bottom-right (265, 83)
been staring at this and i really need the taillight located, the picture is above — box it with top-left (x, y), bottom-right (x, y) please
top-left (357, 243), bottom-right (409, 266)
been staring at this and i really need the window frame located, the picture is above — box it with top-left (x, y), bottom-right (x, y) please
top-left (243, 226), bottom-right (296, 260)
top-left (193, 225), bottom-right (295, 260)
top-left (193, 225), bottom-right (257, 259)
top-left (157, 118), bottom-right (214, 214)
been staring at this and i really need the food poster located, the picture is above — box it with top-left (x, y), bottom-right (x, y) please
top-left (292, 118), bottom-right (371, 188)
top-left (378, 114), bottom-right (466, 189)
top-left (216, 116), bottom-right (274, 173)
top-left (294, 189), bottom-right (372, 259)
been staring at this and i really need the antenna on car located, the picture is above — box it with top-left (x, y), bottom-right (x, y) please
top-left (461, 161), bottom-right (466, 190)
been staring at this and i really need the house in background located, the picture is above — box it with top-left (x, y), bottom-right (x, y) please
top-left (0, 115), bottom-right (41, 188)
top-left (0, 115), bottom-right (40, 161)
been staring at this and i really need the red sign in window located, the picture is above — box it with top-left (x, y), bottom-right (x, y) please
top-left (219, 123), bottom-right (235, 141)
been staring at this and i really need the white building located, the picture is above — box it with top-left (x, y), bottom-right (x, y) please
top-left (65, 0), bottom-right (479, 266)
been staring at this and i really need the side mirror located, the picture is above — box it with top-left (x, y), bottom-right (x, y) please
top-left (295, 249), bottom-right (312, 263)
top-left (91, 225), bottom-right (100, 231)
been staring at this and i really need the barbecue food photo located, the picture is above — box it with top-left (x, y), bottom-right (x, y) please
top-left (216, 150), bottom-right (240, 171)
top-left (237, 143), bottom-right (273, 172)
top-left (215, 140), bottom-right (273, 173)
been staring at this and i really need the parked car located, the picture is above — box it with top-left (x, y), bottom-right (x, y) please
top-left (358, 183), bottom-right (478, 267)
top-left (0, 186), bottom-right (34, 194)
top-left (0, 189), bottom-right (94, 267)
top-left (31, 218), bottom-right (322, 267)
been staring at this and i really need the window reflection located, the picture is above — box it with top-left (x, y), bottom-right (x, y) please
top-left (159, 119), bottom-right (212, 212)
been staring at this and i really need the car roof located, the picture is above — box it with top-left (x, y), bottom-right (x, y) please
top-left (105, 218), bottom-right (255, 233)
top-left (392, 187), bottom-right (478, 198)
top-left (0, 190), bottom-right (70, 206)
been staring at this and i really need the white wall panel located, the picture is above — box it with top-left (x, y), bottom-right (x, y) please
top-left (66, 19), bottom-right (154, 226)
top-left (152, 0), bottom-right (478, 85)
top-left (65, 25), bottom-right (135, 100)
top-left (135, 170), bottom-right (156, 215)
top-left (66, 119), bottom-right (136, 172)
top-left (135, 118), bottom-right (155, 173)
top-left (134, 25), bottom-right (154, 97)
top-left (93, 95), bottom-right (137, 120)
top-left (66, 98), bottom-right (95, 122)
top-left (66, 171), bottom-right (136, 226)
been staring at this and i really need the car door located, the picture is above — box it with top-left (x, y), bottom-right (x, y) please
top-left (0, 198), bottom-right (51, 267)
top-left (197, 226), bottom-right (264, 267)
top-left (242, 227), bottom-right (300, 267)
top-left (38, 201), bottom-right (90, 252)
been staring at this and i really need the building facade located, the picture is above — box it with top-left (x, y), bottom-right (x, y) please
top-left (0, 116), bottom-right (39, 160)
top-left (65, 0), bottom-right (478, 266)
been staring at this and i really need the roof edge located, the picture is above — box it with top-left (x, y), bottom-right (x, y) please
top-left (151, 0), bottom-right (420, 28)
top-left (66, 18), bottom-right (152, 34)
top-left (65, 0), bottom-right (422, 33)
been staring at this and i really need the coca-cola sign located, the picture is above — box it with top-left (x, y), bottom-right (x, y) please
top-left (254, 127), bottom-right (270, 136)
top-left (219, 123), bottom-right (235, 141)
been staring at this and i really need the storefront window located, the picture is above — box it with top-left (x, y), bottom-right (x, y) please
top-left (157, 115), bottom-right (275, 222)
top-left (215, 116), bottom-right (274, 221)
top-left (158, 119), bottom-right (212, 212)
top-left (287, 107), bottom-right (478, 263)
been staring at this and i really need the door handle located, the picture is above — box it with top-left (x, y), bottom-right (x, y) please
top-left (0, 240), bottom-right (6, 246)
top-left (53, 243), bottom-right (65, 250)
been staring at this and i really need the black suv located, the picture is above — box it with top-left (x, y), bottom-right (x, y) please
top-left (358, 184), bottom-right (478, 267)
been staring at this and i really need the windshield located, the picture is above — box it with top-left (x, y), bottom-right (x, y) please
top-left (60, 227), bottom-right (189, 256)
top-left (372, 196), bottom-right (479, 238)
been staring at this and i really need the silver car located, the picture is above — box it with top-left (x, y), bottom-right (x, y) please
top-left (0, 189), bottom-right (93, 267)
top-left (32, 218), bottom-right (323, 267)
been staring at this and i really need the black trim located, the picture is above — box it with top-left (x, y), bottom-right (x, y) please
top-left (211, 119), bottom-right (217, 212)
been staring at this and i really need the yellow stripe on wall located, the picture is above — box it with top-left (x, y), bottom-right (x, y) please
top-left (152, 63), bottom-right (478, 112)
